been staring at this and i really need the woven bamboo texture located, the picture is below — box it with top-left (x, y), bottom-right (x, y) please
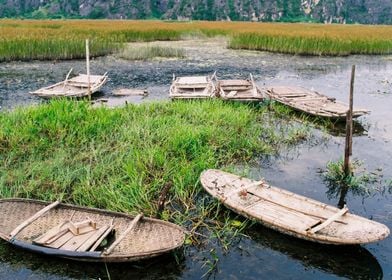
top-left (266, 86), bottom-right (369, 119)
top-left (0, 199), bottom-right (185, 262)
top-left (200, 169), bottom-right (389, 245)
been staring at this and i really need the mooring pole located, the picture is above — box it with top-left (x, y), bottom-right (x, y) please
top-left (86, 39), bottom-right (91, 100)
top-left (343, 65), bottom-right (355, 176)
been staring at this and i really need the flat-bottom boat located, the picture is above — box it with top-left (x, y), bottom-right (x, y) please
top-left (169, 73), bottom-right (216, 99)
top-left (217, 74), bottom-right (265, 101)
top-left (200, 169), bottom-right (389, 245)
top-left (0, 199), bottom-right (184, 262)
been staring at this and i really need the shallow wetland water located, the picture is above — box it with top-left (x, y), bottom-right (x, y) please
top-left (1, 38), bottom-right (392, 279)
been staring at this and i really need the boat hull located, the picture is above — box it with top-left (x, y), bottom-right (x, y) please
top-left (200, 169), bottom-right (389, 245)
top-left (0, 199), bottom-right (185, 262)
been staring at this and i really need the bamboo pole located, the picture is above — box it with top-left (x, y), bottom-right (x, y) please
top-left (86, 39), bottom-right (91, 100)
top-left (343, 65), bottom-right (355, 176)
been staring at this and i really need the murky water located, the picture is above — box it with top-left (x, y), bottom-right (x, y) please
top-left (1, 38), bottom-right (392, 279)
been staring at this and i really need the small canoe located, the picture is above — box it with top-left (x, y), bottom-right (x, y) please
top-left (31, 71), bottom-right (108, 98)
top-left (200, 169), bottom-right (389, 245)
top-left (169, 73), bottom-right (217, 99)
top-left (266, 86), bottom-right (369, 119)
top-left (217, 74), bottom-right (265, 101)
top-left (0, 199), bottom-right (185, 262)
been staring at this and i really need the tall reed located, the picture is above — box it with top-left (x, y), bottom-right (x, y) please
top-left (1, 20), bottom-right (392, 61)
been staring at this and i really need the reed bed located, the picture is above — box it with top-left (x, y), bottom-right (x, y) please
top-left (1, 19), bottom-right (392, 61)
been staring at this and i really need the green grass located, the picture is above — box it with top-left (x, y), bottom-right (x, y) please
top-left (0, 99), bottom-right (309, 238)
top-left (118, 45), bottom-right (185, 60)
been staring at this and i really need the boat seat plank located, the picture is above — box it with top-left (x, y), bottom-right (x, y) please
top-left (219, 80), bottom-right (252, 86)
top-left (69, 75), bottom-right (105, 84)
top-left (10, 201), bottom-right (60, 238)
top-left (308, 206), bottom-right (349, 234)
top-left (175, 83), bottom-right (209, 89)
top-left (177, 76), bottom-right (208, 84)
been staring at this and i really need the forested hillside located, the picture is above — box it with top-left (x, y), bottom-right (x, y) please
top-left (0, 0), bottom-right (391, 24)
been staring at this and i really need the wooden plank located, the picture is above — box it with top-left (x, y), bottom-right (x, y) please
top-left (10, 201), bottom-right (60, 238)
top-left (104, 213), bottom-right (143, 255)
top-left (177, 76), bottom-right (208, 84)
top-left (46, 231), bottom-right (75, 249)
top-left (60, 230), bottom-right (98, 251)
top-left (175, 83), bottom-right (209, 89)
top-left (244, 197), bottom-right (320, 230)
top-left (77, 225), bottom-right (109, 252)
top-left (227, 90), bottom-right (238, 97)
top-left (89, 224), bottom-right (114, 252)
top-left (219, 80), bottom-right (251, 86)
top-left (308, 206), bottom-right (349, 234)
top-left (33, 222), bottom-right (69, 245)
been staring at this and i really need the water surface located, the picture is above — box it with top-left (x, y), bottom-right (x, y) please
top-left (1, 38), bottom-right (391, 279)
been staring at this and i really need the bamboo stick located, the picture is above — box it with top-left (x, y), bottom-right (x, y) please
top-left (86, 39), bottom-right (91, 100)
top-left (104, 213), bottom-right (143, 255)
top-left (344, 65), bottom-right (355, 175)
top-left (10, 201), bottom-right (60, 238)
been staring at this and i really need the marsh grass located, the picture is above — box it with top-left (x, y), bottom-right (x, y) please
top-left (118, 45), bottom-right (185, 60)
top-left (0, 99), bottom-right (312, 245)
top-left (322, 159), bottom-right (385, 198)
top-left (1, 20), bottom-right (392, 61)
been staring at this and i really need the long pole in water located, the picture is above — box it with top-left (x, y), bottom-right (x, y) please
top-left (343, 65), bottom-right (355, 176)
top-left (86, 39), bottom-right (91, 100)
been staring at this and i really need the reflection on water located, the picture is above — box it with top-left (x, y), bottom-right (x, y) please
top-left (246, 224), bottom-right (383, 280)
top-left (0, 241), bottom-right (185, 280)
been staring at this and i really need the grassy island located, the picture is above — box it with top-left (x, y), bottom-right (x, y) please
top-left (0, 100), bottom-right (310, 237)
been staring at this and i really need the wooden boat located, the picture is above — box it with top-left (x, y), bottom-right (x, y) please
top-left (31, 70), bottom-right (108, 98)
top-left (217, 74), bottom-right (265, 101)
top-left (200, 169), bottom-right (390, 245)
top-left (169, 73), bottom-right (217, 99)
top-left (0, 199), bottom-right (185, 262)
top-left (266, 86), bottom-right (369, 119)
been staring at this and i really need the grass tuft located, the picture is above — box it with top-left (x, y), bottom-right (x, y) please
top-left (118, 45), bottom-right (185, 60)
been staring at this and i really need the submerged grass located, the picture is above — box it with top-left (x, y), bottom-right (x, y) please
top-left (1, 20), bottom-right (392, 61)
top-left (0, 99), bottom-right (309, 241)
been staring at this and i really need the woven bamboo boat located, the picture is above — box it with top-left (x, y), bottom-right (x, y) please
top-left (266, 86), bottom-right (369, 119)
top-left (0, 199), bottom-right (185, 262)
top-left (200, 169), bottom-right (389, 245)
top-left (217, 74), bottom-right (265, 101)
top-left (169, 73), bottom-right (217, 99)
top-left (31, 71), bottom-right (108, 98)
